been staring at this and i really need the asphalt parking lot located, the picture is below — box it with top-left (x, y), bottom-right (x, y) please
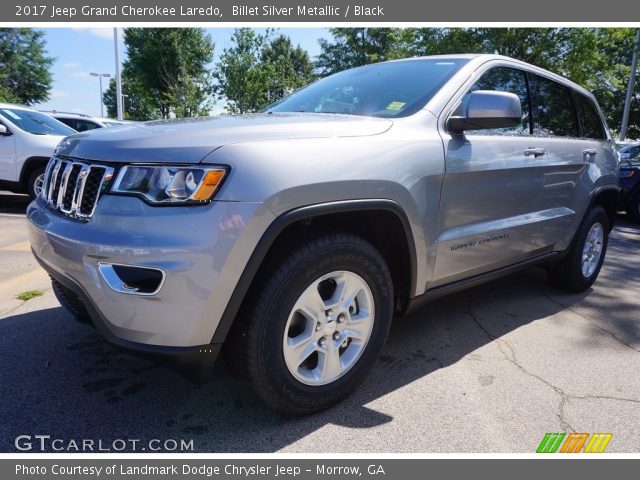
top-left (1, 191), bottom-right (639, 453)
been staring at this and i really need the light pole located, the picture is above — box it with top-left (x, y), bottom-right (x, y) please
top-left (89, 72), bottom-right (111, 117)
top-left (620, 29), bottom-right (640, 141)
top-left (114, 28), bottom-right (124, 121)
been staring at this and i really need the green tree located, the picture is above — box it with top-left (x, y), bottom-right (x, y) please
top-left (0, 28), bottom-right (53, 105)
top-left (104, 28), bottom-right (214, 120)
top-left (261, 34), bottom-right (314, 101)
top-left (585, 29), bottom-right (639, 138)
top-left (103, 75), bottom-right (157, 120)
top-left (316, 28), bottom-right (414, 75)
top-left (411, 28), bottom-right (601, 80)
top-left (215, 29), bottom-right (315, 113)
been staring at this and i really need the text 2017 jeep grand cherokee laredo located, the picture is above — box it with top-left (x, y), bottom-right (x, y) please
top-left (28, 55), bottom-right (619, 414)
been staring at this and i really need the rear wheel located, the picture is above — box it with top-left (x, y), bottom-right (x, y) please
top-left (549, 206), bottom-right (609, 292)
top-left (225, 234), bottom-right (394, 415)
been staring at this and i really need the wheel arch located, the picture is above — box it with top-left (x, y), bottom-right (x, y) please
top-left (211, 199), bottom-right (418, 344)
top-left (590, 185), bottom-right (619, 232)
top-left (19, 156), bottom-right (50, 190)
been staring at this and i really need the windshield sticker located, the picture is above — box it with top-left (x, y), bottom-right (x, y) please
top-left (386, 101), bottom-right (406, 111)
top-left (2, 110), bottom-right (21, 120)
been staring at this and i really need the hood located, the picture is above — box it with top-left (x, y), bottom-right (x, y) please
top-left (39, 133), bottom-right (67, 147)
top-left (54, 113), bottom-right (393, 164)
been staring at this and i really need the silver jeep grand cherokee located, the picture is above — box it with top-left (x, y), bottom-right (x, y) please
top-left (28, 55), bottom-right (619, 414)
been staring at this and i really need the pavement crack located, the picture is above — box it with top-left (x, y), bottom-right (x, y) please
top-left (464, 295), bottom-right (576, 432)
top-left (569, 394), bottom-right (640, 404)
top-left (465, 294), bottom-right (640, 431)
top-left (544, 293), bottom-right (640, 354)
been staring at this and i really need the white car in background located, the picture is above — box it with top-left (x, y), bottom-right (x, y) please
top-left (45, 111), bottom-right (129, 132)
top-left (0, 104), bottom-right (75, 198)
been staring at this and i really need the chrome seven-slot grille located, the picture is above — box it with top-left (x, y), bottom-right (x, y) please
top-left (42, 156), bottom-right (114, 220)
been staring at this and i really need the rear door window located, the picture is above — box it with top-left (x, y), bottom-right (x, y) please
top-left (75, 120), bottom-right (100, 132)
top-left (529, 74), bottom-right (579, 138)
top-left (58, 118), bottom-right (77, 130)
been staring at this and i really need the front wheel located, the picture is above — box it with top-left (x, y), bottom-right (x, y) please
top-left (27, 167), bottom-right (46, 199)
top-left (51, 279), bottom-right (92, 325)
top-left (549, 206), bottom-right (609, 292)
top-left (226, 234), bottom-right (394, 415)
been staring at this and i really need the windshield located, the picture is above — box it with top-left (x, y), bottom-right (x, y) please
top-left (266, 59), bottom-right (468, 118)
top-left (0, 109), bottom-right (76, 136)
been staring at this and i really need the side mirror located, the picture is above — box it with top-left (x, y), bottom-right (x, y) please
top-left (448, 90), bottom-right (522, 133)
top-left (0, 124), bottom-right (10, 136)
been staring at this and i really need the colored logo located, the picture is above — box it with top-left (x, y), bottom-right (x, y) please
top-left (536, 433), bottom-right (613, 453)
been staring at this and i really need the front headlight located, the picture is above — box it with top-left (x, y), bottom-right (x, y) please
top-left (111, 165), bottom-right (228, 204)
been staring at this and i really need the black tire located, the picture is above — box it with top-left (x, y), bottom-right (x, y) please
top-left (225, 233), bottom-right (394, 415)
top-left (549, 206), bottom-right (609, 292)
top-left (26, 166), bottom-right (46, 199)
top-left (628, 194), bottom-right (640, 223)
top-left (51, 279), bottom-right (92, 325)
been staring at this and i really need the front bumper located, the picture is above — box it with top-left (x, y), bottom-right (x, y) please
top-left (40, 257), bottom-right (222, 373)
top-left (27, 194), bottom-right (270, 350)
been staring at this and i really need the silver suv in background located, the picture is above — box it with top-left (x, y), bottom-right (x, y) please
top-left (44, 112), bottom-right (129, 132)
top-left (28, 55), bottom-right (619, 414)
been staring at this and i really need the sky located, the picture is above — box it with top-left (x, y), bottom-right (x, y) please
top-left (36, 28), bottom-right (331, 117)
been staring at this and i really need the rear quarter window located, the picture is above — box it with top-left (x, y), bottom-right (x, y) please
top-left (573, 93), bottom-right (606, 140)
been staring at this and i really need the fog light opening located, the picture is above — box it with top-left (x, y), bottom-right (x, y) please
top-left (98, 263), bottom-right (166, 296)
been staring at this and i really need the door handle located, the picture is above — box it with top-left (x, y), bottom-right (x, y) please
top-left (583, 149), bottom-right (597, 158)
top-left (524, 147), bottom-right (546, 158)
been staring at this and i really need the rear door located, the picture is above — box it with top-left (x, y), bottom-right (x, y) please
top-left (571, 90), bottom-right (617, 224)
top-left (525, 74), bottom-right (592, 249)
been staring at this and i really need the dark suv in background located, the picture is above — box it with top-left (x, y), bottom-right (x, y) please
top-left (619, 159), bottom-right (640, 222)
